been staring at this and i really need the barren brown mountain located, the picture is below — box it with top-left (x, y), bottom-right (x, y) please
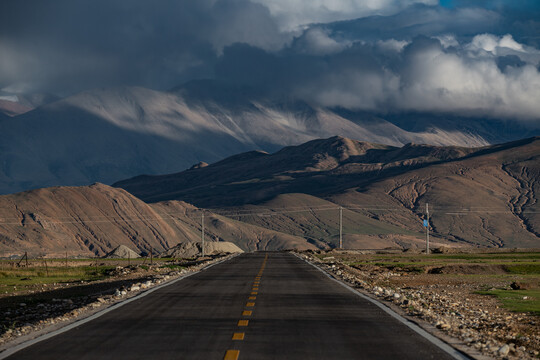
top-left (1, 136), bottom-right (538, 257)
top-left (115, 136), bottom-right (540, 248)
top-left (0, 183), bottom-right (312, 258)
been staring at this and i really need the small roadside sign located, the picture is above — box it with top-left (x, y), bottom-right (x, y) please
top-left (423, 219), bottom-right (429, 227)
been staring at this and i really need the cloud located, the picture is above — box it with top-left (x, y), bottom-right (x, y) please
top-left (250, 0), bottom-right (438, 30)
top-left (1, 0), bottom-right (539, 123)
top-left (326, 5), bottom-right (502, 43)
top-left (395, 37), bottom-right (540, 119)
top-left (0, 0), bottom-right (285, 95)
top-left (292, 28), bottom-right (350, 55)
top-left (216, 34), bottom-right (540, 121)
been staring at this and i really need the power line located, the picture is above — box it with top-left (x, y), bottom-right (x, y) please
top-left (0, 202), bottom-right (537, 226)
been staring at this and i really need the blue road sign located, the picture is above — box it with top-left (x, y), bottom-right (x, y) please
top-left (423, 219), bottom-right (429, 227)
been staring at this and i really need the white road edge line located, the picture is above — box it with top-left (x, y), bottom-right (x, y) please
top-left (0, 253), bottom-right (241, 359)
top-left (293, 252), bottom-right (471, 360)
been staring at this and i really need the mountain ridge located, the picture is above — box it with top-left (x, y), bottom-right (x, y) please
top-left (0, 183), bottom-right (315, 257)
top-left (115, 136), bottom-right (540, 248)
top-left (1, 82), bottom-right (536, 195)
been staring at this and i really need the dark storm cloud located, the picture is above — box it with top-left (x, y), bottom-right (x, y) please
top-left (1, 0), bottom-right (539, 121)
top-left (0, 0), bottom-right (284, 94)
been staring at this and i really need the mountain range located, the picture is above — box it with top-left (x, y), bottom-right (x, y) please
top-left (1, 135), bottom-right (537, 258)
top-left (0, 80), bottom-right (537, 195)
top-left (115, 136), bottom-right (540, 249)
top-left (0, 183), bottom-right (311, 258)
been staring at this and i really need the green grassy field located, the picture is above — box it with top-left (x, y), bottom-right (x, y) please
top-left (476, 289), bottom-right (540, 315)
top-left (0, 265), bottom-right (115, 295)
top-left (0, 257), bottom-right (183, 295)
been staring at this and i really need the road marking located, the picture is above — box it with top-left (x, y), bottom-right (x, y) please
top-left (224, 349), bottom-right (240, 360)
top-left (232, 332), bottom-right (245, 340)
top-left (223, 254), bottom-right (268, 359)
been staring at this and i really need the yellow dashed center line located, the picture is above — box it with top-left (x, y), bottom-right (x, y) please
top-left (224, 349), bottom-right (240, 360)
top-left (232, 332), bottom-right (245, 340)
top-left (224, 254), bottom-right (269, 360)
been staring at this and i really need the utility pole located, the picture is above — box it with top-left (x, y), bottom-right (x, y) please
top-left (426, 203), bottom-right (430, 255)
top-left (339, 206), bottom-right (343, 249)
top-left (201, 212), bottom-right (205, 257)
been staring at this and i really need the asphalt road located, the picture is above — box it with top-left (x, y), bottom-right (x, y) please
top-left (4, 252), bottom-right (464, 360)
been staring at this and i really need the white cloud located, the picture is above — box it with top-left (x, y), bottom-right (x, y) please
top-left (289, 35), bottom-right (540, 121)
top-left (377, 39), bottom-right (410, 52)
top-left (435, 34), bottom-right (459, 49)
top-left (468, 34), bottom-right (524, 54)
top-left (251, 0), bottom-right (438, 30)
top-left (295, 28), bottom-right (350, 55)
top-left (466, 33), bottom-right (540, 67)
top-left (397, 45), bottom-right (540, 120)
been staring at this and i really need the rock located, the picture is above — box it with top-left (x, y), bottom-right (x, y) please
top-left (104, 245), bottom-right (141, 259)
top-left (97, 297), bottom-right (105, 303)
top-left (498, 344), bottom-right (510, 356)
top-left (130, 285), bottom-right (140, 291)
top-left (393, 293), bottom-right (401, 300)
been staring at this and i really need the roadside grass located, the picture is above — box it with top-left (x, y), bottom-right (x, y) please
top-left (476, 289), bottom-right (540, 315)
top-left (0, 256), bottom-right (189, 295)
top-left (504, 264), bottom-right (540, 275)
top-left (343, 252), bottom-right (540, 273)
top-left (0, 265), bottom-right (115, 295)
top-left (160, 264), bottom-right (183, 270)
